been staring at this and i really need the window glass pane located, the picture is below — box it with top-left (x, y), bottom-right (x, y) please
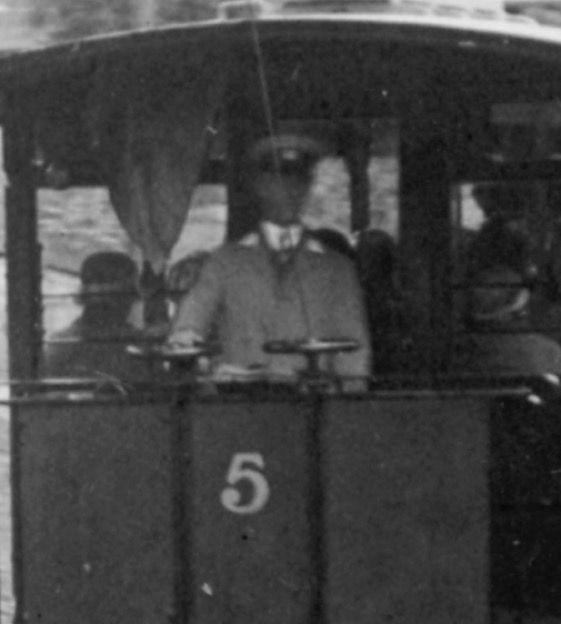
top-left (368, 119), bottom-right (399, 239)
top-left (304, 156), bottom-right (351, 232)
top-left (368, 152), bottom-right (399, 238)
top-left (169, 184), bottom-right (227, 263)
top-left (39, 187), bottom-right (129, 339)
top-left (450, 179), bottom-right (561, 374)
top-left (38, 188), bottom-right (146, 381)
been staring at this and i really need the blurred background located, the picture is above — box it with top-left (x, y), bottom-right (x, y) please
top-left (0, 0), bottom-right (557, 49)
top-left (0, 0), bottom-right (244, 47)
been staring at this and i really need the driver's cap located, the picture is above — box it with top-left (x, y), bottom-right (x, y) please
top-left (249, 134), bottom-right (327, 172)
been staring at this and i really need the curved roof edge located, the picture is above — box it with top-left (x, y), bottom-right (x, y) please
top-left (0, 12), bottom-right (560, 83)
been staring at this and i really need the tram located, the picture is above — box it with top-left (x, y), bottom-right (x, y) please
top-left (2, 0), bottom-right (561, 622)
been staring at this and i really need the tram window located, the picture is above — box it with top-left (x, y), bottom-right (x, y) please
top-left (37, 187), bottom-right (145, 380)
top-left (304, 156), bottom-right (351, 233)
top-left (302, 149), bottom-right (399, 240)
top-left (38, 187), bottom-right (129, 338)
top-left (450, 180), bottom-right (561, 374)
top-left (169, 184), bottom-right (227, 264)
top-left (453, 181), bottom-right (550, 282)
top-left (367, 150), bottom-right (399, 239)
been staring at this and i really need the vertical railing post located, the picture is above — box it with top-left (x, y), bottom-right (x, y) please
top-left (3, 85), bottom-right (41, 624)
top-left (3, 88), bottom-right (41, 385)
top-left (306, 393), bottom-right (327, 624)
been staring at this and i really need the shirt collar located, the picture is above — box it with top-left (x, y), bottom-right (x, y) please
top-left (259, 221), bottom-right (304, 251)
top-left (238, 223), bottom-right (325, 254)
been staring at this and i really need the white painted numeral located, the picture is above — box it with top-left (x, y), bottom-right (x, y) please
top-left (220, 452), bottom-right (270, 514)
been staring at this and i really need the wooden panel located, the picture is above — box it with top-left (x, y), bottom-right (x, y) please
top-left (324, 397), bottom-right (490, 624)
top-left (16, 402), bottom-right (176, 624)
top-left (189, 399), bottom-right (313, 624)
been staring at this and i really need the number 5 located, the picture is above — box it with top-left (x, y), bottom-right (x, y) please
top-left (220, 452), bottom-right (270, 514)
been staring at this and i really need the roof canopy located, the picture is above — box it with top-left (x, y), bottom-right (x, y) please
top-left (2, 15), bottom-right (561, 267)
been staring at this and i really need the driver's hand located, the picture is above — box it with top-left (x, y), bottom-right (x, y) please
top-left (166, 329), bottom-right (204, 350)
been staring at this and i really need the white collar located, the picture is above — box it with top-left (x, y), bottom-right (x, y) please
top-left (238, 224), bottom-right (324, 254)
top-left (259, 221), bottom-right (304, 251)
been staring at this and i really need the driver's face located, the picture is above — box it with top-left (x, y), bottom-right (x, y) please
top-left (252, 168), bottom-right (312, 225)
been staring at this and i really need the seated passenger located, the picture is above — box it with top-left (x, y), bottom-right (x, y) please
top-left (310, 227), bottom-right (355, 260)
top-left (167, 133), bottom-right (371, 383)
top-left (467, 183), bottom-right (537, 280)
top-left (44, 251), bottom-right (146, 381)
top-left (452, 266), bottom-right (561, 375)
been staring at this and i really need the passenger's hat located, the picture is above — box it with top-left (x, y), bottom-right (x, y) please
top-left (249, 134), bottom-right (326, 173)
top-left (80, 252), bottom-right (138, 295)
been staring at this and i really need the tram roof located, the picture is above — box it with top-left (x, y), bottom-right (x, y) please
top-left (1, 9), bottom-right (561, 86)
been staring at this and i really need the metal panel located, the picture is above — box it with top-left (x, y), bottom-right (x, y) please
top-left (189, 398), bottom-right (313, 624)
top-left (15, 402), bottom-right (176, 624)
top-left (323, 397), bottom-right (490, 624)
top-left (491, 397), bottom-right (561, 616)
top-left (14, 395), bottom-right (491, 624)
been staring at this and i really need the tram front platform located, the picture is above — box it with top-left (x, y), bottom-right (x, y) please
top-left (10, 389), bottom-right (491, 624)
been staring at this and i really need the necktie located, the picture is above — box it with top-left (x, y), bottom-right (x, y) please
top-left (274, 228), bottom-right (299, 267)
top-left (279, 228), bottom-right (294, 253)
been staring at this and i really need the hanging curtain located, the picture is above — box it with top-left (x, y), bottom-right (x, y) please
top-left (88, 49), bottom-right (228, 272)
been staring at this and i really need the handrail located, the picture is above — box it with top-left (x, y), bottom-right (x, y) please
top-left (0, 371), bottom-right (557, 402)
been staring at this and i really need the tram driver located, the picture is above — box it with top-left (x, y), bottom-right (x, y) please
top-left (166, 134), bottom-right (371, 384)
